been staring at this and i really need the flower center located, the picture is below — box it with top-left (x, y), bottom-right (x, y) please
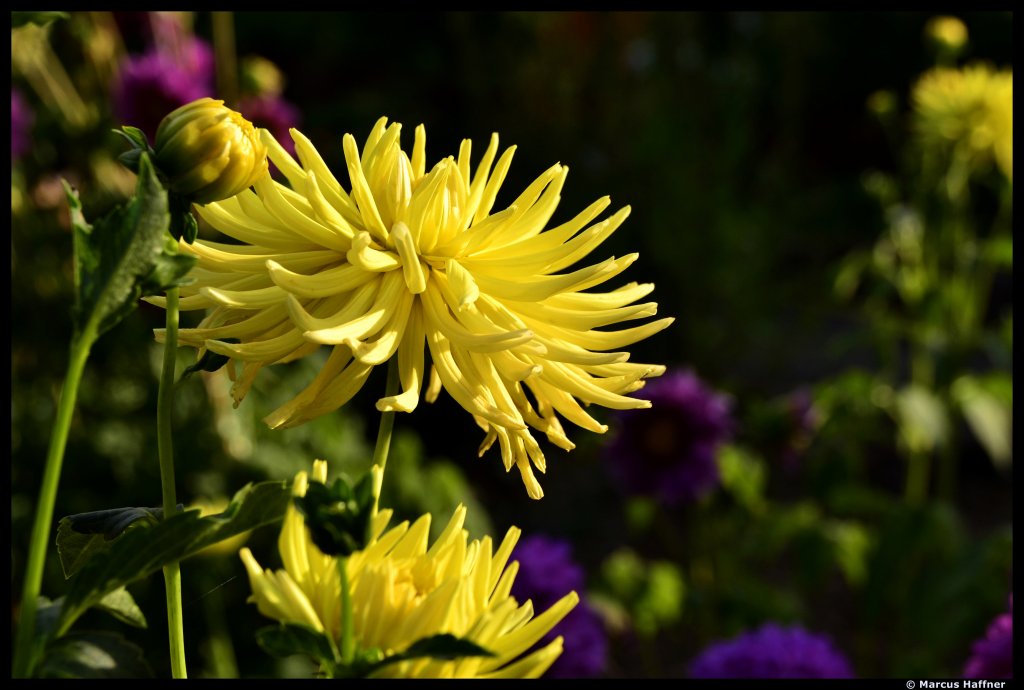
top-left (390, 221), bottom-right (428, 294)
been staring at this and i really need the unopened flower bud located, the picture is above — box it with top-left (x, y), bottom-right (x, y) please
top-left (866, 89), bottom-right (898, 120)
top-left (240, 55), bottom-right (285, 97)
top-left (153, 97), bottom-right (268, 204)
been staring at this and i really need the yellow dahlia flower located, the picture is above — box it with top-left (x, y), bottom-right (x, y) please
top-left (154, 97), bottom-right (269, 204)
top-left (152, 117), bottom-right (671, 498)
top-left (239, 460), bottom-right (578, 678)
top-left (913, 64), bottom-right (1013, 180)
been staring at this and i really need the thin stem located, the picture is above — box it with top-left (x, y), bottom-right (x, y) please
top-left (904, 449), bottom-right (930, 506)
top-left (211, 12), bottom-right (238, 107)
top-left (158, 287), bottom-right (188, 679)
top-left (370, 359), bottom-right (400, 516)
top-left (13, 325), bottom-right (97, 678)
top-left (338, 557), bottom-right (355, 665)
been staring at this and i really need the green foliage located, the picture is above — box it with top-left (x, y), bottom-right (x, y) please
top-left (57, 480), bottom-right (291, 635)
top-left (860, 503), bottom-right (1012, 676)
top-left (256, 623), bottom-right (495, 679)
top-left (256, 623), bottom-right (337, 664)
top-left (178, 339), bottom-right (238, 382)
top-left (58, 507), bottom-right (163, 578)
top-left (951, 374), bottom-right (1013, 469)
top-left (890, 385), bottom-right (950, 454)
top-left (10, 11), bottom-right (68, 27)
top-left (67, 154), bottom-right (196, 342)
top-left (380, 430), bottom-right (493, 540)
top-left (717, 445), bottom-right (767, 513)
top-left (293, 474), bottom-right (376, 557)
top-left (94, 587), bottom-right (148, 629)
top-left (37, 631), bottom-right (152, 678)
top-left (597, 549), bottom-right (686, 637)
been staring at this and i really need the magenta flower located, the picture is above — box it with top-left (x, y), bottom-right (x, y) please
top-left (689, 623), bottom-right (854, 679)
top-left (604, 368), bottom-right (733, 505)
top-left (111, 36), bottom-right (215, 140)
top-left (11, 88), bottom-right (33, 162)
top-left (511, 536), bottom-right (608, 678)
top-left (964, 596), bottom-right (1013, 679)
top-left (236, 95), bottom-right (302, 155)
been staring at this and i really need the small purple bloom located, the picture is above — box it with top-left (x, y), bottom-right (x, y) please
top-left (689, 623), bottom-right (854, 679)
top-left (237, 95), bottom-right (302, 155)
top-left (605, 369), bottom-right (733, 505)
top-left (11, 89), bottom-right (33, 162)
top-left (511, 536), bottom-right (607, 678)
top-left (112, 37), bottom-right (215, 140)
top-left (964, 596), bottom-right (1013, 679)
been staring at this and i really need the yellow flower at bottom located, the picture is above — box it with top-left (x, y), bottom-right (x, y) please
top-left (240, 460), bottom-right (578, 678)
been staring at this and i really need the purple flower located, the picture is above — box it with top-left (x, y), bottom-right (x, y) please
top-left (604, 368), bottom-right (733, 505)
top-left (236, 95), bottom-right (302, 155)
top-left (112, 37), bottom-right (215, 140)
top-left (511, 536), bottom-right (607, 678)
top-left (11, 89), bottom-right (33, 162)
top-left (964, 596), bottom-right (1013, 679)
top-left (689, 623), bottom-right (854, 679)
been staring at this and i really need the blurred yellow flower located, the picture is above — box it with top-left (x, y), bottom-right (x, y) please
top-left (924, 16), bottom-right (968, 54)
top-left (154, 97), bottom-right (269, 204)
top-left (151, 117), bottom-right (670, 498)
top-left (239, 460), bottom-right (578, 678)
top-left (913, 64), bottom-right (1013, 180)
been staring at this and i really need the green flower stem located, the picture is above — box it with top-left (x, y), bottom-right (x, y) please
top-left (13, 322), bottom-right (98, 678)
top-left (370, 359), bottom-right (400, 516)
top-left (211, 12), bottom-right (238, 107)
top-left (338, 557), bottom-right (355, 665)
top-left (904, 449), bottom-right (931, 506)
top-left (158, 287), bottom-right (188, 679)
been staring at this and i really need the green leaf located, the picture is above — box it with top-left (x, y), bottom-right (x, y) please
top-left (822, 520), bottom-right (873, 587)
top-left (392, 634), bottom-right (495, 662)
top-left (96, 588), bottom-right (147, 629)
top-left (951, 375), bottom-right (1013, 469)
top-left (357, 634), bottom-right (495, 675)
top-left (57, 480), bottom-right (291, 635)
top-left (11, 11), bottom-right (68, 27)
top-left (57, 506), bottom-right (170, 578)
top-left (982, 235), bottom-right (1013, 267)
top-left (113, 126), bottom-right (150, 151)
top-left (37, 631), bottom-right (152, 678)
top-left (717, 444), bottom-right (767, 513)
top-left (256, 623), bottom-right (337, 663)
top-left (294, 474), bottom-right (376, 557)
top-left (179, 339), bottom-right (239, 381)
top-left (892, 384), bottom-right (949, 453)
top-left (634, 562), bottom-right (686, 636)
top-left (139, 253), bottom-right (196, 294)
top-left (68, 154), bottom-right (195, 341)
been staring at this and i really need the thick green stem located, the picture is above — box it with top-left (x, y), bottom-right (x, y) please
top-left (13, 325), bottom-right (97, 678)
top-left (158, 288), bottom-right (188, 679)
top-left (370, 359), bottom-right (400, 516)
top-left (338, 557), bottom-right (355, 665)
